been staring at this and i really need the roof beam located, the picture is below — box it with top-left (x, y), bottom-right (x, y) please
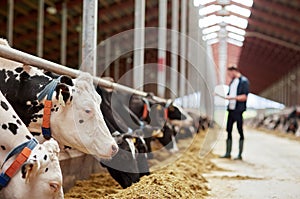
top-left (253, 0), bottom-right (300, 19)
top-left (250, 9), bottom-right (300, 34)
top-left (248, 18), bottom-right (300, 44)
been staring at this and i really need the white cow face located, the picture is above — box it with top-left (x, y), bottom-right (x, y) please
top-left (50, 73), bottom-right (118, 160)
top-left (1, 139), bottom-right (63, 199)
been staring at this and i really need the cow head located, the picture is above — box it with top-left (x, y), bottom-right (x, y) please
top-left (1, 139), bottom-right (63, 199)
top-left (47, 73), bottom-right (118, 159)
top-left (101, 132), bottom-right (140, 188)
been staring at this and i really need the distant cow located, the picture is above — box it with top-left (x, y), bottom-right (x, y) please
top-left (0, 90), bottom-right (63, 199)
top-left (0, 39), bottom-right (118, 160)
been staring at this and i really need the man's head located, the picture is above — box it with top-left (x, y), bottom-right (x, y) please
top-left (227, 65), bottom-right (240, 79)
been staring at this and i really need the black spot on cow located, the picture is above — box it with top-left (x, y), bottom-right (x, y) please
top-left (32, 101), bottom-right (38, 106)
top-left (32, 119), bottom-right (37, 122)
top-left (33, 155), bottom-right (37, 159)
top-left (43, 155), bottom-right (47, 161)
top-left (12, 115), bottom-right (16, 119)
top-left (64, 145), bottom-right (72, 150)
top-left (45, 168), bottom-right (48, 172)
top-left (1, 145), bottom-right (6, 150)
top-left (60, 75), bottom-right (74, 86)
top-left (51, 108), bottom-right (55, 112)
top-left (2, 124), bottom-right (7, 130)
top-left (16, 119), bottom-right (22, 125)
top-left (54, 104), bottom-right (57, 108)
top-left (37, 114), bottom-right (43, 118)
top-left (20, 71), bottom-right (30, 80)
top-left (31, 132), bottom-right (41, 136)
top-left (79, 119), bottom-right (84, 124)
top-left (15, 67), bottom-right (23, 73)
top-left (70, 96), bottom-right (73, 102)
top-left (8, 123), bottom-right (18, 135)
top-left (38, 146), bottom-right (42, 150)
top-left (0, 101), bottom-right (9, 111)
top-left (25, 135), bottom-right (31, 140)
top-left (55, 107), bottom-right (59, 112)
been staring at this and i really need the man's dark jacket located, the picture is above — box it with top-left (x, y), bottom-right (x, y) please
top-left (228, 75), bottom-right (250, 112)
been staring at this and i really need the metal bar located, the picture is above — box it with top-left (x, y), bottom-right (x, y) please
top-left (218, 26), bottom-right (227, 84)
top-left (133, 0), bottom-right (145, 90)
top-left (7, 0), bottom-right (14, 46)
top-left (114, 44), bottom-right (120, 80)
top-left (180, 0), bottom-right (187, 97)
top-left (60, 1), bottom-right (67, 65)
top-left (170, 0), bottom-right (179, 98)
top-left (37, 0), bottom-right (44, 57)
top-left (104, 39), bottom-right (111, 77)
top-left (0, 45), bottom-right (166, 102)
top-left (157, 0), bottom-right (167, 98)
top-left (82, 0), bottom-right (97, 75)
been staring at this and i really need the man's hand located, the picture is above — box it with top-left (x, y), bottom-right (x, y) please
top-left (225, 96), bottom-right (235, 100)
top-left (225, 95), bottom-right (247, 101)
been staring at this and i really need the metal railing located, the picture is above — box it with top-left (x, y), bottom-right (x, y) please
top-left (0, 45), bottom-right (166, 102)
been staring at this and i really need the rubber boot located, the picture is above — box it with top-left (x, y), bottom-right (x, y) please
top-left (220, 139), bottom-right (232, 158)
top-left (234, 140), bottom-right (244, 160)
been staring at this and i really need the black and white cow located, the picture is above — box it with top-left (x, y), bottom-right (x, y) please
top-left (128, 94), bottom-right (194, 153)
top-left (97, 86), bottom-right (150, 188)
top-left (0, 39), bottom-right (118, 160)
top-left (0, 90), bottom-right (63, 199)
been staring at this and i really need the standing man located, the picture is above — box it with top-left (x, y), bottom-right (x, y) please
top-left (221, 65), bottom-right (250, 160)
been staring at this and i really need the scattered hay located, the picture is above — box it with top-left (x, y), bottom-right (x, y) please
top-left (65, 130), bottom-right (219, 199)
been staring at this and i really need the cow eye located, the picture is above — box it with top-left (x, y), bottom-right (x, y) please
top-left (85, 109), bottom-right (91, 114)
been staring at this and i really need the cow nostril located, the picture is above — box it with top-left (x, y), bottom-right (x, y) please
top-left (111, 145), bottom-right (118, 154)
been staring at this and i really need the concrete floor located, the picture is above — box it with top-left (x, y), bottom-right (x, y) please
top-left (204, 128), bottom-right (300, 199)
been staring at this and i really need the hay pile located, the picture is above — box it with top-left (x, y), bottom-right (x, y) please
top-left (65, 131), bottom-right (216, 199)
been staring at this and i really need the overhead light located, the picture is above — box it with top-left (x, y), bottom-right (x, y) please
top-left (232, 0), bottom-right (254, 7)
top-left (202, 25), bottom-right (221, 35)
top-left (46, 6), bottom-right (57, 15)
top-left (199, 15), bottom-right (222, 28)
top-left (199, 4), bottom-right (222, 16)
top-left (207, 38), bottom-right (219, 45)
top-left (194, 0), bottom-right (216, 6)
top-left (217, 0), bottom-right (230, 5)
top-left (226, 25), bottom-right (246, 36)
top-left (228, 32), bottom-right (245, 42)
top-left (225, 5), bottom-right (251, 17)
top-left (202, 32), bottom-right (218, 41)
top-left (223, 15), bottom-right (248, 29)
top-left (227, 38), bottom-right (243, 47)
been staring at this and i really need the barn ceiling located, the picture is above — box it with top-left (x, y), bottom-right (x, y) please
top-left (239, 0), bottom-right (300, 94)
top-left (0, 0), bottom-right (299, 95)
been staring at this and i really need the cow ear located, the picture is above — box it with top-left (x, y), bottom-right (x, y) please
top-left (55, 83), bottom-right (70, 105)
top-left (60, 75), bottom-right (74, 86)
top-left (21, 162), bottom-right (39, 183)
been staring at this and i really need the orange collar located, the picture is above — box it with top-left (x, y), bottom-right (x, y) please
top-left (0, 138), bottom-right (38, 189)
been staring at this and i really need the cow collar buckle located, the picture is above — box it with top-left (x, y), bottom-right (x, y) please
top-left (0, 138), bottom-right (38, 190)
top-left (37, 76), bottom-right (62, 140)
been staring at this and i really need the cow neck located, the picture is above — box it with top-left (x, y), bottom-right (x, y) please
top-left (141, 98), bottom-right (150, 120)
top-left (0, 138), bottom-right (38, 190)
top-left (164, 101), bottom-right (172, 120)
top-left (37, 76), bottom-right (62, 140)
